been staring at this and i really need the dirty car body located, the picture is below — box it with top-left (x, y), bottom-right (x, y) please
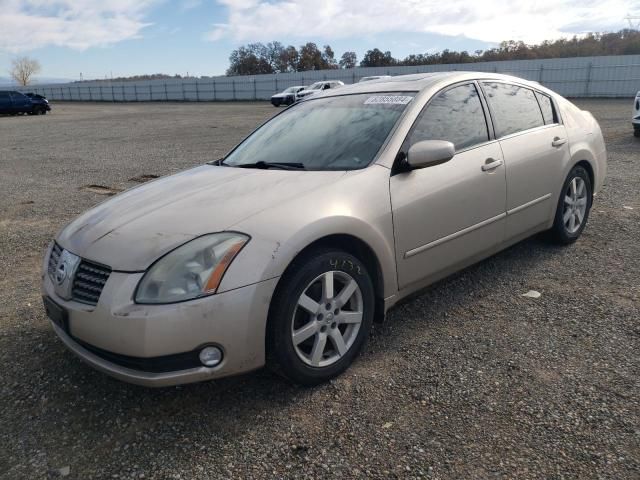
top-left (42, 72), bottom-right (607, 386)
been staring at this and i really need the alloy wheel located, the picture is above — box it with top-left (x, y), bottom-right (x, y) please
top-left (291, 271), bottom-right (363, 368)
top-left (563, 176), bottom-right (588, 234)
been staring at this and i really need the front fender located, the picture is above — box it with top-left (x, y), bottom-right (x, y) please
top-left (218, 166), bottom-right (397, 299)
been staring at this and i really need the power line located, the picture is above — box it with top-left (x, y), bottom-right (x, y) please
top-left (625, 13), bottom-right (640, 30)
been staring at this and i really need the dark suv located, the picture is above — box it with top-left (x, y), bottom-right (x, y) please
top-left (0, 90), bottom-right (50, 115)
top-left (25, 92), bottom-right (51, 115)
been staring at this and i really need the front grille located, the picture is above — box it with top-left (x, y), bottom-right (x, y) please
top-left (71, 260), bottom-right (111, 306)
top-left (47, 243), bottom-right (62, 277)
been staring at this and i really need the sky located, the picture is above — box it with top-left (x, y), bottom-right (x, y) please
top-left (0, 0), bottom-right (636, 82)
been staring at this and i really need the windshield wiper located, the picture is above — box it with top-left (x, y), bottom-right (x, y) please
top-left (234, 161), bottom-right (306, 170)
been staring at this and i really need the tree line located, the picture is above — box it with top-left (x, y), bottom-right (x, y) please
top-left (227, 29), bottom-right (640, 75)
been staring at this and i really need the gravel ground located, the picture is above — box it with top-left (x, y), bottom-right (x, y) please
top-left (0, 100), bottom-right (638, 479)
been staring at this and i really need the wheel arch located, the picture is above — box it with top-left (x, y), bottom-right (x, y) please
top-left (271, 233), bottom-right (388, 324)
top-left (574, 159), bottom-right (595, 193)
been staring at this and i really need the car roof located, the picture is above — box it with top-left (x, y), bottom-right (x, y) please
top-left (317, 71), bottom-right (548, 97)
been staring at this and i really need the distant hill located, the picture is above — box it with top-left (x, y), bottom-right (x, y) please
top-left (0, 76), bottom-right (73, 86)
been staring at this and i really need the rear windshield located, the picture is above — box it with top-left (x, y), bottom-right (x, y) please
top-left (223, 93), bottom-right (416, 170)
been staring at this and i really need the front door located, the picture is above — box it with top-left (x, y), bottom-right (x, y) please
top-left (0, 91), bottom-right (12, 114)
top-left (390, 82), bottom-right (507, 290)
top-left (10, 92), bottom-right (31, 113)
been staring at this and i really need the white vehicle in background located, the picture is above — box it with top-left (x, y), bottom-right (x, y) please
top-left (296, 81), bottom-right (344, 100)
top-left (359, 75), bottom-right (392, 83)
top-left (271, 86), bottom-right (307, 107)
top-left (633, 91), bottom-right (640, 137)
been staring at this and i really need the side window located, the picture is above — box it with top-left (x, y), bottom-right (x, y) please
top-left (482, 82), bottom-right (544, 137)
top-left (407, 83), bottom-right (489, 151)
top-left (535, 92), bottom-right (557, 125)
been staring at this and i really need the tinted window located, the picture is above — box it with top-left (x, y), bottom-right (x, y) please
top-left (535, 92), bottom-right (556, 125)
top-left (407, 83), bottom-right (489, 151)
top-left (482, 82), bottom-right (544, 137)
top-left (223, 93), bottom-right (415, 170)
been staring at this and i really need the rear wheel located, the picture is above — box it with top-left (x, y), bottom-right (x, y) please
top-left (267, 249), bottom-right (375, 385)
top-left (548, 165), bottom-right (592, 244)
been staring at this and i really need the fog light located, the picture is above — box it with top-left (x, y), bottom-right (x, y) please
top-left (199, 346), bottom-right (222, 367)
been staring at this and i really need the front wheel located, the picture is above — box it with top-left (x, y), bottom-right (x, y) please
top-left (548, 165), bottom-right (592, 244)
top-left (634, 127), bottom-right (640, 138)
top-left (266, 249), bottom-right (375, 385)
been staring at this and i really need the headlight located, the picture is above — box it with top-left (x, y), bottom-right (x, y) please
top-left (135, 233), bottom-right (249, 304)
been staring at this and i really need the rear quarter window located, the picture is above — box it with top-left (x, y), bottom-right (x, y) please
top-left (535, 92), bottom-right (557, 125)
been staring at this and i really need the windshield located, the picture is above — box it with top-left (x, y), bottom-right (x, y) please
top-left (283, 87), bottom-right (296, 93)
top-left (309, 82), bottom-right (324, 90)
top-left (222, 93), bottom-right (415, 171)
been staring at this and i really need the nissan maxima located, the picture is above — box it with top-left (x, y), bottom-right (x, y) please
top-left (42, 72), bottom-right (607, 387)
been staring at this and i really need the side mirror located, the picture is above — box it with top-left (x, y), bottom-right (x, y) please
top-left (406, 140), bottom-right (455, 170)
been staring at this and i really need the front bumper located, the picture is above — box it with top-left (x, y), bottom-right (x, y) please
top-left (42, 270), bottom-right (279, 387)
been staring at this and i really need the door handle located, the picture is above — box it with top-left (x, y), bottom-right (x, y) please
top-left (481, 158), bottom-right (504, 171)
top-left (551, 137), bottom-right (567, 147)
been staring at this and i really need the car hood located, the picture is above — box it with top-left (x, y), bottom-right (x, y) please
top-left (58, 165), bottom-right (346, 271)
top-left (271, 93), bottom-right (289, 98)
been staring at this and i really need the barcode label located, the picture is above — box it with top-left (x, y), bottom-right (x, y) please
top-left (364, 95), bottom-right (413, 105)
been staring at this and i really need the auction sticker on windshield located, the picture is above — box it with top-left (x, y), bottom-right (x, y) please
top-left (364, 95), bottom-right (413, 105)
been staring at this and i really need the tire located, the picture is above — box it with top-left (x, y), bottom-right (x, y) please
top-left (634, 128), bottom-right (640, 138)
top-left (548, 165), bottom-right (592, 244)
top-left (266, 249), bottom-right (375, 385)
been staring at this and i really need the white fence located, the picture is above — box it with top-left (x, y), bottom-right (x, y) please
top-left (7, 54), bottom-right (640, 101)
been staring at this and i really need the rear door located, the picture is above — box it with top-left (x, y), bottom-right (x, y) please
top-left (390, 82), bottom-right (507, 289)
top-left (481, 82), bottom-right (570, 238)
